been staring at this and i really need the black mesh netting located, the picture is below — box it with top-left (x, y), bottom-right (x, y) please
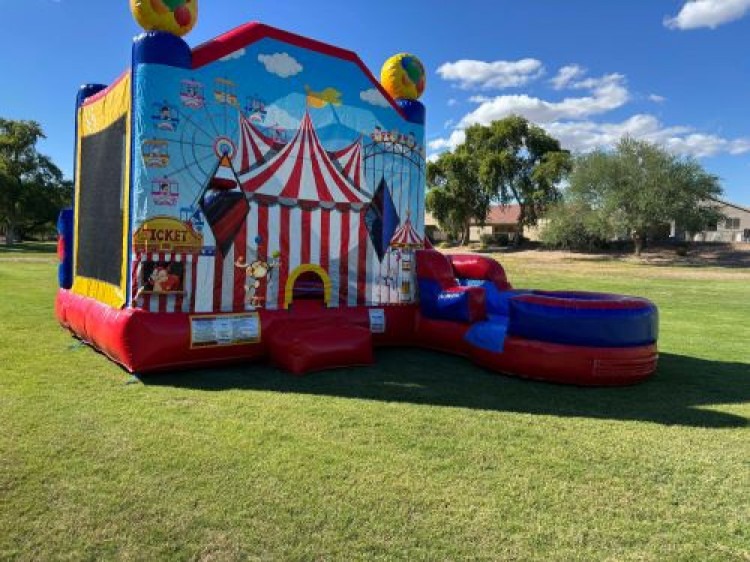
top-left (75, 116), bottom-right (126, 287)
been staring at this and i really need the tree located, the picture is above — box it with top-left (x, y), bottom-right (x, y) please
top-left (0, 119), bottom-right (71, 244)
top-left (567, 137), bottom-right (724, 255)
top-left (540, 201), bottom-right (611, 251)
top-left (462, 116), bottom-right (572, 244)
top-left (426, 151), bottom-right (491, 245)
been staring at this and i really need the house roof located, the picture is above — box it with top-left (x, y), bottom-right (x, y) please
top-left (424, 204), bottom-right (522, 228)
top-left (474, 205), bottom-right (521, 225)
top-left (709, 197), bottom-right (750, 215)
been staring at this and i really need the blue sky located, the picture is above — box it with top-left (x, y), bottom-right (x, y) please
top-left (1, 0), bottom-right (748, 204)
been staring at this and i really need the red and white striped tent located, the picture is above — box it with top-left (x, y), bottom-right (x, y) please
top-left (238, 112), bottom-right (371, 209)
top-left (190, 111), bottom-right (380, 313)
top-left (232, 114), bottom-right (280, 174)
top-left (380, 215), bottom-right (424, 304)
top-left (330, 137), bottom-right (368, 194)
top-left (390, 215), bottom-right (424, 249)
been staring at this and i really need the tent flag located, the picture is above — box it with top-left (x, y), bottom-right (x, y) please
top-left (365, 177), bottom-right (399, 261)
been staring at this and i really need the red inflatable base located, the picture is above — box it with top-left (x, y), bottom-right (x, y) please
top-left (415, 317), bottom-right (657, 386)
top-left (55, 290), bottom-right (658, 385)
top-left (55, 290), bottom-right (414, 374)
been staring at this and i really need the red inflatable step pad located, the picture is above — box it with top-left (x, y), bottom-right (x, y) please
top-left (268, 318), bottom-right (374, 375)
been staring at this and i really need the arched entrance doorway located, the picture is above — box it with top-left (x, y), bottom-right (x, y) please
top-left (284, 264), bottom-right (333, 309)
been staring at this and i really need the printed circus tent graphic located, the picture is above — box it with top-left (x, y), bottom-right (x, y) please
top-left (195, 110), bottom-right (401, 311)
top-left (233, 114), bottom-right (283, 174)
top-left (198, 114), bottom-right (281, 257)
top-left (237, 111), bottom-right (371, 209)
top-left (329, 137), bottom-right (367, 192)
top-left (390, 214), bottom-right (424, 249)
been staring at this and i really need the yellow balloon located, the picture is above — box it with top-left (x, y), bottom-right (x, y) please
top-left (380, 53), bottom-right (426, 101)
top-left (130, 0), bottom-right (198, 37)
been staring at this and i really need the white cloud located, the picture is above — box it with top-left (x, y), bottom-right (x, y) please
top-left (262, 105), bottom-right (299, 131)
top-left (437, 58), bottom-right (544, 90)
top-left (431, 113), bottom-right (750, 160)
top-left (447, 98), bottom-right (458, 107)
top-left (665, 0), bottom-right (750, 29)
top-left (360, 88), bottom-right (390, 108)
top-left (544, 115), bottom-right (688, 153)
top-left (428, 130), bottom-right (466, 153)
top-left (550, 64), bottom-right (586, 90)
top-left (458, 73), bottom-right (629, 127)
top-left (468, 95), bottom-right (491, 104)
top-left (432, 57), bottom-right (750, 162)
top-left (546, 114), bottom-right (750, 157)
top-left (220, 48), bottom-right (246, 62)
top-left (258, 53), bottom-right (303, 78)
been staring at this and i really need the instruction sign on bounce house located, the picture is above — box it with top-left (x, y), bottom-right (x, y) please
top-left (55, 2), bottom-right (659, 385)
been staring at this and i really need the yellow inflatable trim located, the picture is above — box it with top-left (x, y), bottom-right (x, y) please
top-left (284, 264), bottom-right (333, 309)
top-left (71, 74), bottom-right (132, 309)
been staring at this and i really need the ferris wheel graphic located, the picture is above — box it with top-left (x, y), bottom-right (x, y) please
top-left (179, 78), bottom-right (241, 192)
top-left (363, 127), bottom-right (426, 230)
top-left (146, 77), bottom-right (259, 229)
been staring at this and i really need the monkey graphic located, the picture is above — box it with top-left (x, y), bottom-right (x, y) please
top-left (235, 257), bottom-right (277, 308)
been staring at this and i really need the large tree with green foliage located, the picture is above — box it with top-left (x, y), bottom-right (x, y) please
top-left (0, 119), bottom-right (71, 244)
top-left (427, 115), bottom-right (571, 245)
top-left (463, 116), bottom-right (572, 244)
top-left (426, 151), bottom-right (491, 245)
top-left (565, 137), bottom-right (724, 255)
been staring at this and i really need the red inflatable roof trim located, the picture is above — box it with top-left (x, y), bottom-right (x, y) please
top-left (191, 21), bottom-right (406, 118)
top-left (81, 71), bottom-right (130, 107)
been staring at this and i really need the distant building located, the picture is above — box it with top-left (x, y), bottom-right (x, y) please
top-left (673, 198), bottom-right (750, 243)
top-left (425, 205), bottom-right (546, 243)
top-left (427, 198), bottom-right (750, 246)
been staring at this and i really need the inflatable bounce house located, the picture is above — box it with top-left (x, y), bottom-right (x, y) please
top-left (55, 2), bottom-right (659, 385)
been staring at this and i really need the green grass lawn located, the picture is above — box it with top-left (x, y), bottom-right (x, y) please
top-left (0, 241), bottom-right (57, 255)
top-left (1, 246), bottom-right (748, 561)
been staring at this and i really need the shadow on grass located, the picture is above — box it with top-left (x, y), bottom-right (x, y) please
top-left (142, 350), bottom-right (749, 429)
top-left (555, 246), bottom-right (750, 270)
top-left (644, 255), bottom-right (750, 269)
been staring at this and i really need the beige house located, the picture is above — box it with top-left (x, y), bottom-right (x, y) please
top-left (426, 198), bottom-right (750, 245)
top-left (425, 205), bottom-right (545, 243)
top-left (674, 199), bottom-right (750, 243)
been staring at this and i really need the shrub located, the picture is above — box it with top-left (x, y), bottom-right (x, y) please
top-left (479, 233), bottom-right (494, 248)
top-left (479, 232), bottom-right (512, 248)
top-left (541, 202), bottom-right (611, 251)
top-left (674, 241), bottom-right (690, 257)
top-left (495, 233), bottom-right (510, 247)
